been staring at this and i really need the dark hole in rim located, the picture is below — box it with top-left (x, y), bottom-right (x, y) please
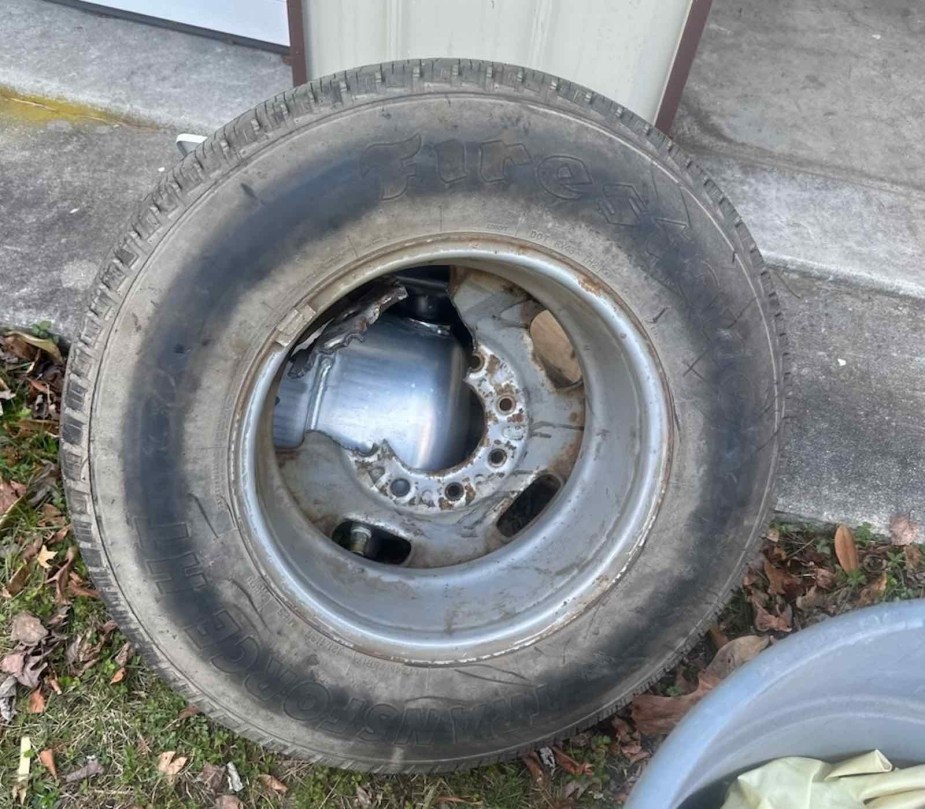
top-left (488, 448), bottom-right (507, 466)
top-left (497, 396), bottom-right (515, 414)
top-left (445, 482), bottom-right (465, 501)
top-left (497, 474), bottom-right (561, 538)
top-left (389, 478), bottom-right (411, 497)
top-left (331, 521), bottom-right (412, 565)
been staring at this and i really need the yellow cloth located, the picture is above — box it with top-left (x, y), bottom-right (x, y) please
top-left (721, 751), bottom-right (925, 809)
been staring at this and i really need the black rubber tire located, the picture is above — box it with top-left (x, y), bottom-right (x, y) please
top-left (61, 59), bottom-right (787, 772)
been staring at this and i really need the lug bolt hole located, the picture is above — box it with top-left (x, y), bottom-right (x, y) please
top-left (445, 482), bottom-right (465, 501)
top-left (389, 478), bottom-right (411, 498)
top-left (468, 353), bottom-right (484, 372)
top-left (497, 396), bottom-right (515, 414)
top-left (488, 449), bottom-right (507, 466)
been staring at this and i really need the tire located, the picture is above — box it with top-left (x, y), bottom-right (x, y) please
top-left (61, 59), bottom-right (787, 772)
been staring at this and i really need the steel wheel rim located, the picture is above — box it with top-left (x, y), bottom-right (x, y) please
top-left (233, 236), bottom-right (670, 663)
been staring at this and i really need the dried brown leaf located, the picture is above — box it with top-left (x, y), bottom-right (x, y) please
top-left (704, 635), bottom-right (769, 680)
top-left (551, 746), bottom-right (593, 776)
top-left (763, 558), bottom-right (800, 597)
top-left (766, 526), bottom-right (781, 543)
top-left (27, 689), bottom-right (45, 714)
top-left (2, 564), bottom-right (31, 599)
top-left (796, 585), bottom-right (825, 611)
top-left (35, 545), bottom-right (56, 570)
top-left (114, 641), bottom-right (134, 668)
top-left (521, 751), bottom-right (545, 783)
top-left (157, 750), bottom-right (188, 782)
top-left (38, 748), bottom-right (57, 780)
top-left (258, 773), bottom-right (288, 794)
top-left (46, 677), bottom-right (61, 695)
top-left (834, 525), bottom-right (860, 572)
top-left (858, 572), bottom-right (888, 607)
top-left (5, 332), bottom-right (63, 364)
top-left (49, 546), bottom-right (76, 604)
top-left (752, 598), bottom-right (793, 633)
top-left (198, 763), bottom-right (225, 793)
top-left (1, 652), bottom-right (25, 677)
top-left (813, 566), bottom-right (837, 590)
top-left (177, 704), bottom-right (201, 721)
top-left (110, 667), bottom-right (126, 685)
top-left (11, 612), bottom-right (48, 645)
top-left (904, 544), bottom-right (922, 570)
top-left (214, 797), bottom-right (244, 809)
top-left (890, 514), bottom-right (922, 547)
top-left (0, 478), bottom-right (26, 520)
top-left (707, 624), bottom-right (729, 651)
top-left (630, 672), bottom-right (719, 735)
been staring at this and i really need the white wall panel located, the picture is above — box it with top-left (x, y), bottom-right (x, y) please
top-left (302, 0), bottom-right (692, 122)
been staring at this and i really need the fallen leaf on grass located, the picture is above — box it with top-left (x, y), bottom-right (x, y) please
top-left (858, 572), bottom-right (888, 607)
top-left (27, 689), bottom-right (45, 714)
top-left (751, 596), bottom-right (793, 633)
top-left (13, 736), bottom-right (31, 805)
top-left (35, 545), bottom-right (56, 570)
top-left (11, 612), bottom-right (48, 645)
top-left (258, 773), bottom-right (288, 794)
top-left (2, 563), bottom-right (31, 599)
top-left (707, 624), bottom-right (729, 650)
top-left (2, 652), bottom-right (25, 676)
top-left (631, 633), bottom-right (770, 736)
top-left (14, 652), bottom-right (47, 689)
top-left (763, 558), bottom-right (800, 597)
top-left (64, 758), bottom-right (103, 783)
top-left (4, 331), bottom-right (63, 364)
top-left (631, 672), bottom-right (719, 735)
top-left (521, 751), bottom-right (545, 783)
top-left (890, 514), bottom-right (922, 547)
top-left (0, 478), bottom-right (27, 522)
top-left (46, 677), bottom-right (61, 695)
top-left (38, 748), bottom-right (57, 780)
top-left (177, 704), bottom-right (201, 721)
top-left (110, 641), bottom-right (134, 683)
top-left (157, 751), bottom-right (188, 783)
top-left (214, 797), bottom-right (243, 809)
top-left (834, 524), bottom-right (860, 572)
top-left (703, 635), bottom-right (769, 679)
top-left (49, 546), bottom-right (76, 604)
top-left (797, 585), bottom-right (825, 611)
top-left (198, 763), bottom-right (225, 793)
top-left (904, 544), bottom-right (922, 569)
top-left (355, 785), bottom-right (373, 807)
top-left (551, 746), bottom-right (593, 776)
top-left (813, 566), bottom-right (837, 590)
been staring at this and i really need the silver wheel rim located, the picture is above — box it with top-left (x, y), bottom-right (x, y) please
top-left (234, 237), bottom-right (670, 663)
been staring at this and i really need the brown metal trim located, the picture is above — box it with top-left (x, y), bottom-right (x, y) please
top-left (655, 0), bottom-right (714, 133)
top-left (286, 0), bottom-right (308, 86)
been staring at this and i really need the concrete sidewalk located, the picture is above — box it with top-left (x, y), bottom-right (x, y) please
top-left (1, 0), bottom-right (922, 533)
